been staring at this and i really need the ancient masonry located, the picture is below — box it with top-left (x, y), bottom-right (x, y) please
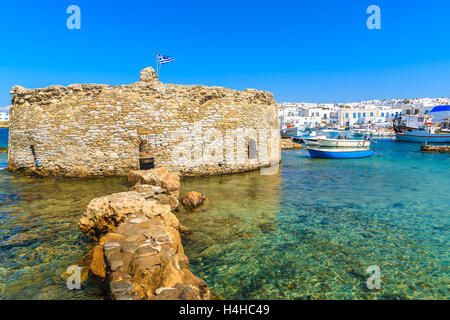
top-left (281, 138), bottom-right (303, 150)
top-left (421, 145), bottom-right (450, 153)
top-left (78, 168), bottom-right (211, 300)
top-left (8, 67), bottom-right (280, 177)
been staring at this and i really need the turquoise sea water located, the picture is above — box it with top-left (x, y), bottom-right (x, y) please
top-left (0, 129), bottom-right (129, 299)
top-left (0, 127), bottom-right (448, 299)
top-left (0, 128), bottom-right (8, 168)
top-left (180, 139), bottom-right (449, 299)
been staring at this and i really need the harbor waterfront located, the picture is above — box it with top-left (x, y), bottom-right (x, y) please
top-left (0, 128), bottom-right (448, 299)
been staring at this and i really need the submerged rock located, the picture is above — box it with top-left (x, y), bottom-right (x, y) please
top-left (128, 168), bottom-right (180, 196)
top-left (181, 191), bottom-right (207, 209)
top-left (78, 191), bottom-right (180, 240)
top-left (0, 147), bottom-right (7, 153)
top-left (90, 245), bottom-right (106, 278)
top-left (103, 216), bottom-right (210, 300)
top-left (421, 145), bottom-right (450, 153)
top-left (60, 247), bottom-right (93, 283)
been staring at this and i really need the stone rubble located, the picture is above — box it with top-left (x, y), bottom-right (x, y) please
top-left (281, 138), bottom-right (303, 150)
top-left (421, 145), bottom-right (450, 153)
top-left (78, 168), bottom-right (210, 300)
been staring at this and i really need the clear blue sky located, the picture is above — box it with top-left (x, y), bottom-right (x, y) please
top-left (1, 0), bottom-right (449, 109)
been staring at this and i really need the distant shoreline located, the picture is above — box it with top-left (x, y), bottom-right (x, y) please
top-left (0, 122), bottom-right (9, 128)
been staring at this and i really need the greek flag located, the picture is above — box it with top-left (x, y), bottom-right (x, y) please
top-left (158, 54), bottom-right (174, 64)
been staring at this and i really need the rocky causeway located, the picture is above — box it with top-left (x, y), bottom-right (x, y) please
top-left (78, 168), bottom-right (210, 300)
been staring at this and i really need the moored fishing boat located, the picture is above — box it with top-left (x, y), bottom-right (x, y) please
top-left (290, 135), bottom-right (303, 144)
top-left (370, 131), bottom-right (395, 138)
top-left (317, 138), bottom-right (371, 147)
top-left (296, 130), bottom-right (327, 146)
top-left (395, 130), bottom-right (450, 143)
top-left (393, 110), bottom-right (450, 143)
top-left (281, 125), bottom-right (303, 138)
top-left (353, 127), bottom-right (394, 138)
top-left (306, 146), bottom-right (374, 159)
top-left (303, 135), bottom-right (327, 146)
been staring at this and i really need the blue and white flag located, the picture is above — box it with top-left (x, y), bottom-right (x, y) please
top-left (158, 54), bottom-right (174, 64)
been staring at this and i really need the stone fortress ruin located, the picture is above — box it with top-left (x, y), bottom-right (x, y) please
top-left (8, 67), bottom-right (280, 177)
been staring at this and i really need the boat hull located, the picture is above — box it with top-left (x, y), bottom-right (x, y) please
top-left (281, 127), bottom-right (299, 138)
top-left (301, 135), bottom-right (327, 146)
top-left (396, 133), bottom-right (450, 143)
top-left (307, 147), bottom-right (374, 159)
top-left (291, 136), bottom-right (303, 144)
top-left (318, 138), bottom-right (371, 147)
top-left (303, 138), bottom-right (319, 146)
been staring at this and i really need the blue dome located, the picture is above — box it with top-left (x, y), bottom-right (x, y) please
top-left (430, 105), bottom-right (450, 112)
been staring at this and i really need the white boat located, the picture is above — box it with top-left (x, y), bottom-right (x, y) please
top-left (353, 128), bottom-right (394, 138)
top-left (303, 137), bottom-right (324, 146)
top-left (302, 132), bottom-right (328, 146)
top-left (281, 126), bottom-right (302, 138)
top-left (393, 112), bottom-right (450, 143)
top-left (369, 131), bottom-right (395, 138)
top-left (307, 146), bottom-right (374, 159)
top-left (396, 129), bottom-right (450, 143)
top-left (317, 138), bottom-right (371, 148)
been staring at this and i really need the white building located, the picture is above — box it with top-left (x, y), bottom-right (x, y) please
top-left (378, 106), bottom-right (402, 122)
top-left (337, 107), bottom-right (378, 126)
top-left (279, 97), bottom-right (449, 129)
top-left (280, 115), bottom-right (323, 128)
top-left (0, 112), bottom-right (9, 121)
top-left (427, 105), bottom-right (450, 124)
top-left (299, 108), bottom-right (332, 121)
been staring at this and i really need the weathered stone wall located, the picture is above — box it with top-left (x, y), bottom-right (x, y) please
top-left (8, 67), bottom-right (280, 177)
top-left (421, 145), bottom-right (450, 153)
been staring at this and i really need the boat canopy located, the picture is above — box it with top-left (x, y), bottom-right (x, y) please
top-left (430, 105), bottom-right (450, 112)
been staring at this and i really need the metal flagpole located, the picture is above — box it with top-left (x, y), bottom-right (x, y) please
top-left (156, 53), bottom-right (159, 77)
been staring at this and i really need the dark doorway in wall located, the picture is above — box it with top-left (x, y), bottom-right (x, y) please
top-left (139, 157), bottom-right (154, 170)
top-left (138, 140), bottom-right (154, 170)
top-left (248, 139), bottom-right (257, 160)
top-left (30, 144), bottom-right (39, 166)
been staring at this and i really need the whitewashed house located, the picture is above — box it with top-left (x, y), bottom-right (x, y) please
top-left (337, 107), bottom-right (379, 126)
top-left (0, 112), bottom-right (9, 121)
top-left (378, 107), bottom-right (402, 122)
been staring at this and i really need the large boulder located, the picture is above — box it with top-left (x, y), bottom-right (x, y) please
top-left (281, 138), bottom-right (303, 150)
top-left (90, 245), bottom-right (106, 278)
top-left (181, 191), bottom-right (206, 209)
top-left (78, 191), bottom-right (179, 240)
top-left (89, 233), bottom-right (127, 278)
top-left (128, 168), bottom-right (180, 196)
top-left (104, 216), bottom-right (210, 300)
top-left (130, 182), bottom-right (179, 210)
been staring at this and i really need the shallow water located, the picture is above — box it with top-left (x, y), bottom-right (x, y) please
top-left (179, 139), bottom-right (449, 299)
top-left (0, 128), bottom-right (7, 169)
top-left (0, 129), bottom-right (130, 299)
top-left (0, 126), bottom-right (448, 299)
top-left (0, 172), bottom-right (130, 299)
